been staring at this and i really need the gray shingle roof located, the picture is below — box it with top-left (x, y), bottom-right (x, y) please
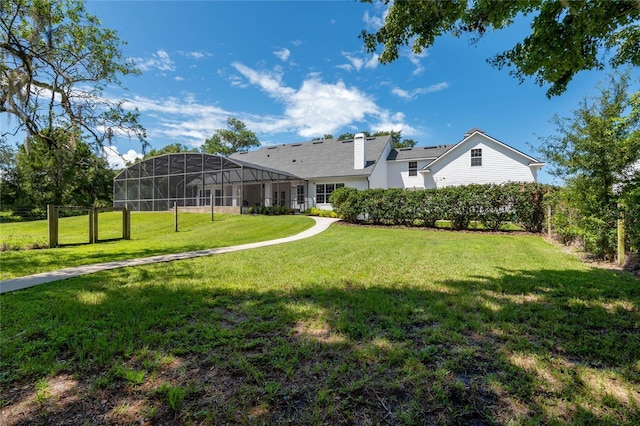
top-left (230, 135), bottom-right (391, 179)
top-left (387, 144), bottom-right (455, 161)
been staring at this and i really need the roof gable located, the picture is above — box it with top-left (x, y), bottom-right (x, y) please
top-left (423, 130), bottom-right (543, 170)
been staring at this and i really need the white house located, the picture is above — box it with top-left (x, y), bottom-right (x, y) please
top-left (231, 128), bottom-right (544, 209)
top-left (113, 128), bottom-right (544, 212)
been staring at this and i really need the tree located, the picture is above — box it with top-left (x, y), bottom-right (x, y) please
top-left (372, 130), bottom-right (417, 148)
top-left (337, 131), bottom-right (370, 140)
top-left (312, 134), bottom-right (334, 141)
top-left (337, 130), bottom-right (417, 147)
top-left (13, 129), bottom-right (114, 208)
top-left (361, 0), bottom-right (640, 97)
top-left (143, 143), bottom-right (198, 160)
top-left (0, 138), bottom-right (20, 207)
top-left (539, 72), bottom-right (640, 258)
top-left (1, 0), bottom-right (146, 151)
top-left (201, 117), bottom-right (260, 156)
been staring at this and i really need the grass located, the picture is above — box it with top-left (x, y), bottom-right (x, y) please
top-left (0, 213), bottom-right (314, 280)
top-left (1, 224), bottom-right (639, 424)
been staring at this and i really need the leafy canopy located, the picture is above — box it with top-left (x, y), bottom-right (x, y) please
top-left (539, 71), bottom-right (640, 258)
top-left (9, 130), bottom-right (114, 208)
top-left (201, 117), bottom-right (260, 156)
top-left (361, 0), bottom-right (640, 97)
top-left (143, 143), bottom-right (198, 160)
top-left (1, 0), bottom-right (146, 150)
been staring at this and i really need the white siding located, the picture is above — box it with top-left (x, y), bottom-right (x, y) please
top-left (369, 142), bottom-right (393, 188)
top-left (430, 134), bottom-right (537, 187)
top-left (311, 177), bottom-right (369, 209)
top-left (386, 160), bottom-right (433, 189)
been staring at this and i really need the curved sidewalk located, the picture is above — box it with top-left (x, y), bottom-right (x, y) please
top-left (0, 217), bottom-right (340, 295)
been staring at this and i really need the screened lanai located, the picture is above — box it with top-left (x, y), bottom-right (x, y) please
top-left (113, 153), bottom-right (305, 212)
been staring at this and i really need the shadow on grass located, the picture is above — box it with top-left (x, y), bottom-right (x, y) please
top-left (1, 265), bottom-right (638, 425)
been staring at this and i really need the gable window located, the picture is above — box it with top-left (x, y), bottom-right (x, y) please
top-left (408, 161), bottom-right (418, 176)
top-left (316, 183), bottom-right (344, 203)
top-left (471, 149), bottom-right (482, 167)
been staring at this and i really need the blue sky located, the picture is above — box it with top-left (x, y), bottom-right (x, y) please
top-left (85, 0), bottom-right (638, 184)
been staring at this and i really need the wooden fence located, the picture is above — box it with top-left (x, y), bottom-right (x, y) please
top-left (47, 205), bottom-right (130, 248)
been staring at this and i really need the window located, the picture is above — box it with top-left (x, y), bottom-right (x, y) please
top-left (297, 185), bottom-right (305, 204)
top-left (198, 189), bottom-right (211, 206)
top-left (471, 149), bottom-right (482, 167)
top-left (316, 183), bottom-right (344, 203)
top-left (408, 161), bottom-right (418, 176)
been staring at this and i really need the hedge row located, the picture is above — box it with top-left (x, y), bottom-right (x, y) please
top-left (329, 183), bottom-right (554, 232)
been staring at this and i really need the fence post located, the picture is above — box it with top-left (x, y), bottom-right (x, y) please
top-left (618, 211), bottom-right (625, 266)
top-left (90, 207), bottom-right (97, 244)
top-left (210, 193), bottom-right (214, 221)
top-left (123, 207), bottom-right (131, 240)
top-left (174, 202), bottom-right (178, 232)
top-left (47, 204), bottom-right (58, 248)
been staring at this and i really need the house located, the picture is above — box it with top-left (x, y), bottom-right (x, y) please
top-left (231, 128), bottom-right (544, 209)
top-left (113, 128), bottom-right (544, 212)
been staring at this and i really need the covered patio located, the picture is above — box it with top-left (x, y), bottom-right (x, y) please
top-left (113, 153), bottom-right (308, 212)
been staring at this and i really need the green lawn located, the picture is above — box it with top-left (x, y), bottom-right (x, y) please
top-left (1, 224), bottom-right (638, 425)
top-left (0, 213), bottom-right (314, 280)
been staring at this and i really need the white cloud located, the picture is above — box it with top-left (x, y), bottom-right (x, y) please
top-left (274, 48), bottom-right (291, 62)
top-left (121, 95), bottom-right (232, 145)
top-left (408, 50), bottom-right (428, 76)
top-left (391, 82), bottom-right (449, 100)
top-left (179, 50), bottom-right (210, 60)
top-left (362, 9), bottom-right (386, 31)
top-left (102, 146), bottom-right (143, 169)
top-left (174, 76), bottom-right (184, 81)
top-left (231, 62), bottom-right (295, 99)
top-left (107, 61), bottom-right (419, 148)
top-left (134, 49), bottom-right (175, 72)
top-left (371, 111), bottom-right (418, 137)
top-left (230, 62), bottom-right (412, 138)
top-left (339, 52), bottom-right (379, 71)
top-left (391, 87), bottom-right (411, 100)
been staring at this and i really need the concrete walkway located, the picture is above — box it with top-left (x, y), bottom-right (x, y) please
top-left (0, 216), bottom-right (340, 295)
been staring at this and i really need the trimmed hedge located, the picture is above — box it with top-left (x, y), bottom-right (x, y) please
top-left (247, 205), bottom-right (293, 215)
top-left (329, 183), bottom-right (554, 233)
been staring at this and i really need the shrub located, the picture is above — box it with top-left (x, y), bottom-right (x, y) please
top-left (307, 207), bottom-right (338, 218)
top-left (510, 182), bottom-right (549, 233)
top-left (309, 183), bottom-right (553, 233)
top-left (247, 205), bottom-right (291, 216)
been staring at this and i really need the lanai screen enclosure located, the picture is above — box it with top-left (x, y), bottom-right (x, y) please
top-left (113, 153), bottom-right (305, 212)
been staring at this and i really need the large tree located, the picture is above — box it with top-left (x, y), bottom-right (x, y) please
top-left (539, 72), bottom-right (640, 258)
top-left (361, 0), bottom-right (640, 97)
top-left (1, 0), bottom-right (146, 151)
top-left (201, 117), bottom-right (260, 156)
top-left (12, 129), bottom-right (114, 208)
